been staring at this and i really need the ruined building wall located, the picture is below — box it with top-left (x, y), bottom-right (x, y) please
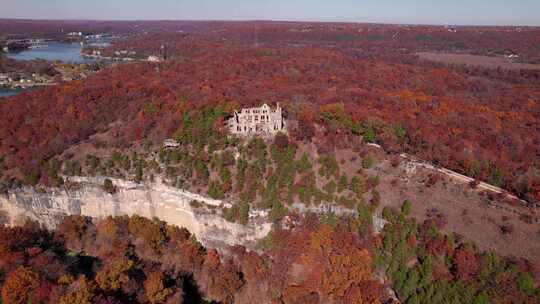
top-left (228, 103), bottom-right (286, 135)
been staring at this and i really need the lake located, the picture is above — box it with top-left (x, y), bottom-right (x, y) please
top-left (0, 88), bottom-right (36, 99)
top-left (6, 42), bottom-right (94, 63)
top-left (0, 90), bottom-right (20, 98)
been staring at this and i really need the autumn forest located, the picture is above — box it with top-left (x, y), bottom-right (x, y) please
top-left (0, 20), bottom-right (539, 303)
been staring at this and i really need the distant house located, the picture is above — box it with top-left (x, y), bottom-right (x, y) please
top-left (505, 54), bottom-right (519, 62)
top-left (163, 139), bottom-right (180, 148)
top-left (0, 74), bottom-right (8, 85)
top-left (147, 55), bottom-right (163, 63)
top-left (228, 103), bottom-right (286, 136)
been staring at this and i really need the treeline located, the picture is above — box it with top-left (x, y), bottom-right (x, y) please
top-left (376, 201), bottom-right (540, 304)
top-left (0, 213), bottom-right (384, 304)
top-left (0, 57), bottom-right (58, 77)
top-left (1, 204), bottom-right (538, 303)
top-left (98, 22), bottom-right (540, 63)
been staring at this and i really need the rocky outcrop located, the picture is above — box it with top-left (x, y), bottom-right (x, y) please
top-left (0, 176), bottom-right (272, 249)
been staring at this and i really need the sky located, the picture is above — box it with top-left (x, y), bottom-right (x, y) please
top-left (1, 0), bottom-right (539, 26)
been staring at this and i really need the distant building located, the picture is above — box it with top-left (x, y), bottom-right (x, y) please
top-left (147, 55), bottom-right (163, 63)
top-left (228, 103), bottom-right (286, 136)
top-left (163, 139), bottom-right (180, 148)
top-left (505, 54), bottom-right (519, 62)
top-left (0, 74), bottom-right (8, 85)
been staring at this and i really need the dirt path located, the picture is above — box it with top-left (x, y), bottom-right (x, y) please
top-left (399, 153), bottom-right (531, 207)
top-left (362, 144), bottom-right (540, 270)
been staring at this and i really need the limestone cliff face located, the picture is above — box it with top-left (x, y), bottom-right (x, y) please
top-left (0, 176), bottom-right (271, 249)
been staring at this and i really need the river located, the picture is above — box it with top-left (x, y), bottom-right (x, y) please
top-left (6, 42), bottom-right (93, 63)
top-left (0, 89), bottom-right (22, 99)
top-left (3, 40), bottom-right (111, 98)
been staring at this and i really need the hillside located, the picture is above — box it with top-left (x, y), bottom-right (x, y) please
top-left (1, 25), bottom-right (540, 203)
top-left (0, 215), bottom-right (383, 303)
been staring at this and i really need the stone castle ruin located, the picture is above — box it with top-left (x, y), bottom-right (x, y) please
top-left (228, 103), bottom-right (286, 135)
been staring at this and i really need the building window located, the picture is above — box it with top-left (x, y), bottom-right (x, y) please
top-left (237, 126), bottom-right (241, 132)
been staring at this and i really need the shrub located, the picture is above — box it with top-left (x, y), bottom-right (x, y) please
top-left (223, 206), bottom-right (236, 223)
top-left (500, 224), bottom-right (513, 235)
top-left (296, 153), bottom-right (313, 173)
top-left (517, 272), bottom-right (535, 295)
top-left (357, 201), bottom-right (373, 236)
top-left (257, 231), bottom-right (275, 250)
top-left (337, 173), bottom-right (348, 193)
top-left (382, 207), bottom-right (393, 221)
top-left (401, 200), bottom-right (412, 216)
top-left (223, 201), bottom-right (250, 225)
top-left (390, 156), bottom-right (401, 168)
top-left (247, 137), bottom-right (268, 162)
top-left (268, 201), bottom-right (288, 223)
top-left (367, 176), bottom-right (380, 189)
top-left (189, 200), bottom-right (203, 209)
top-left (207, 181), bottom-right (224, 199)
top-left (85, 154), bottom-right (101, 175)
top-left (318, 155), bottom-right (339, 179)
top-left (235, 158), bottom-right (248, 192)
top-left (394, 124), bottom-right (407, 144)
top-left (362, 155), bottom-right (375, 169)
top-left (194, 160), bottom-right (209, 183)
top-left (469, 179), bottom-right (480, 189)
top-left (238, 201), bottom-right (250, 225)
top-left (64, 160), bottom-right (82, 176)
top-left (103, 178), bottom-right (117, 194)
top-left (489, 167), bottom-right (504, 188)
top-left (273, 132), bottom-right (290, 151)
top-left (23, 169), bottom-right (40, 186)
top-left (323, 180), bottom-right (337, 194)
top-left (134, 162), bottom-right (144, 184)
top-left (370, 190), bottom-right (381, 206)
top-left (363, 127), bottom-right (376, 143)
top-left (349, 176), bottom-right (366, 198)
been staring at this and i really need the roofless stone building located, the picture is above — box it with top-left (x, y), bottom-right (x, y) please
top-left (228, 103), bottom-right (286, 135)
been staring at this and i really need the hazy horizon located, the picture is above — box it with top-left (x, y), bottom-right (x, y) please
top-left (1, 17), bottom-right (539, 28)
top-left (1, 0), bottom-right (539, 27)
